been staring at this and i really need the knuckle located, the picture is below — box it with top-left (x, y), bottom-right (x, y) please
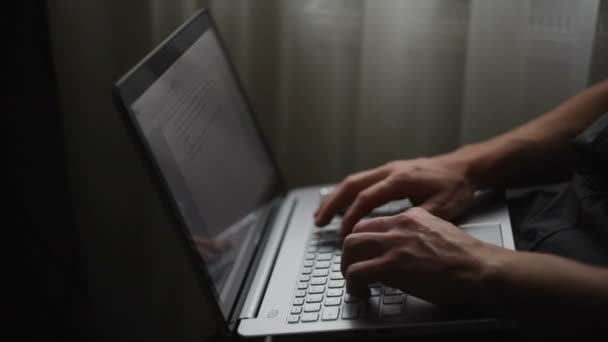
top-left (388, 172), bottom-right (411, 187)
top-left (377, 254), bottom-right (392, 269)
top-left (351, 220), bottom-right (368, 234)
top-left (384, 230), bottom-right (404, 242)
top-left (394, 212), bottom-right (414, 226)
top-left (426, 229), bottom-right (442, 240)
top-left (367, 235), bottom-right (385, 250)
top-left (385, 249), bottom-right (405, 267)
top-left (383, 161), bottom-right (398, 170)
top-left (342, 175), bottom-right (353, 185)
top-left (342, 174), bottom-right (358, 187)
top-left (342, 234), bottom-right (359, 250)
top-left (342, 173), bottom-right (360, 186)
top-left (357, 190), bottom-right (373, 203)
top-left (409, 207), bottom-right (429, 216)
top-left (393, 246), bottom-right (413, 261)
top-left (345, 265), bottom-right (360, 283)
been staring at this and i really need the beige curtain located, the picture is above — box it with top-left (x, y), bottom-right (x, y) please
top-left (216, 0), bottom-right (606, 186)
top-left (47, 0), bottom-right (607, 340)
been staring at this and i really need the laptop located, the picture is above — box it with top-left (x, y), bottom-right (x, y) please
top-left (113, 9), bottom-right (516, 339)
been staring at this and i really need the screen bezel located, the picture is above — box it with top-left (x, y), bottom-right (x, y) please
top-left (113, 8), bottom-right (286, 330)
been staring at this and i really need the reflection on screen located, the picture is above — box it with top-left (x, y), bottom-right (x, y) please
top-left (131, 29), bottom-right (278, 314)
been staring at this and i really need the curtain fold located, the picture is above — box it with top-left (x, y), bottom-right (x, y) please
top-left (219, 0), bottom-right (605, 186)
top-left (50, 0), bottom-right (605, 187)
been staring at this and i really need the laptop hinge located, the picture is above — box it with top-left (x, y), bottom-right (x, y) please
top-left (237, 198), bottom-right (297, 320)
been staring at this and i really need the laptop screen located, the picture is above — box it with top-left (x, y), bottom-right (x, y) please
top-left (118, 13), bottom-right (281, 318)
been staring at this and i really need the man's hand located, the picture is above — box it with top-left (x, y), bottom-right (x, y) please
top-left (341, 207), bottom-right (504, 306)
top-left (315, 157), bottom-right (475, 237)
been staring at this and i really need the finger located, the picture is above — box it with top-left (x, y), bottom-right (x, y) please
top-left (351, 217), bottom-right (391, 234)
top-left (344, 257), bottom-right (390, 298)
top-left (340, 232), bottom-right (388, 280)
top-left (419, 191), bottom-right (473, 220)
top-left (315, 167), bottom-right (389, 226)
top-left (340, 178), bottom-right (401, 237)
top-left (315, 168), bottom-right (387, 225)
top-left (418, 192), bottom-right (458, 219)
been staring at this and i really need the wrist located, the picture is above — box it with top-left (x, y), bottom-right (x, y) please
top-left (437, 144), bottom-right (488, 190)
top-left (473, 243), bottom-right (519, 312)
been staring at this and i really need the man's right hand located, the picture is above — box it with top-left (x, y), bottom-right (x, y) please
top-left (314, 156), bottom-right (476, 237)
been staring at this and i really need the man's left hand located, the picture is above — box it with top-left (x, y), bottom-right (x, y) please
top-left (341, 207), bottom-right (506, 306)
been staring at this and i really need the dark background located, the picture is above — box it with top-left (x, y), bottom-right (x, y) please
top-left (10, 1), bottom-right (85, 340)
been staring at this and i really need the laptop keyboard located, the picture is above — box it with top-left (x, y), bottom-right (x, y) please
top-left (287, 223), bottom-right (406, 324)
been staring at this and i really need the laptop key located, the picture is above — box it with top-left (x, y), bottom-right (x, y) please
top-left (291, 306), bottom-right (302, 314)
top-left (321, 307), bottom-right (340, 321)
top-left (370, 288), bottom-right (382, 296)
top-left (326, 288), bottom-right (343, 297)
top-left (304, 303), bottom-right (321, 312)
top-left (288, 315), bottom-right (300, 323)
top-left (319, 237), bottom-right (340, 244)
top-left (317, 253), bottom-right (333, 261)
top-left (311, 277), bottom-right (327, 285)
top-left (305, 253), bottom-right (316, 260)
top-left (307, 246), bottom-right (318, 253)
top-left (363, 297), bottom-right (380, 317)
top-left (301, 312), bottom-right (319, 322)
top-left (325, 297), bottom-right (342, 306)
top-left (293, 298), bottom-right (304, 306)
top-left (342, 303), bottom-right (360, 319)
top-left (318, 246), bottom-right (333, 253)
top-left (303, 260), bottom-right (314, 267)
top-left (331, 264), bottom-right (341, 272)
top-left (315, 261), bottom-right (330, 269)
top-left (328, 280), bottom-right (345, 288)
top-left (383, 294), bottom-right (404, 304)
top-left (301, 267), bottom-right (312, 275)
top-left (299, 275), bottom-right (310, 282)
top-left (312, 269), bottom-right (329, 277)
top-left (381, 304), bottom-right (403, 317)
top-left (306, 294), bottom-right (323, 303)
top-left (323, 222), bottom-right (341, 231)
top-left (330, 272), bottom-right (344, 280)
top-left (297, 282), bottom-right (308, 290)
top-left (333, 256), bottom-right (341, 264)
top-left (308, 285), bottom-right (325, 294)
top-left (295, 290), bottom-right (306, 297)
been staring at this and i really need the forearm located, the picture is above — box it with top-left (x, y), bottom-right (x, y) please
top-left (443, 80), bottom-right (608, 189)
top-left (482, 248), bottom-right (608, 330)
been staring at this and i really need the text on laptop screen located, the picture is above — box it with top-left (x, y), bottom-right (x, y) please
top-left (130, 29), bottom-right (279, 315)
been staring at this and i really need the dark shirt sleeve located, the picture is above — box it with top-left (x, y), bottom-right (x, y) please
top-left (508, 113), bottom-right (608, 267)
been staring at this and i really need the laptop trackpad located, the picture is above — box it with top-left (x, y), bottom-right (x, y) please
top-left (460, 223), bottom-right (503, 247)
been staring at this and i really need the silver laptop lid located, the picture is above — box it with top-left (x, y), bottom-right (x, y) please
top-left (114, 9), bottom-right (284, 322)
